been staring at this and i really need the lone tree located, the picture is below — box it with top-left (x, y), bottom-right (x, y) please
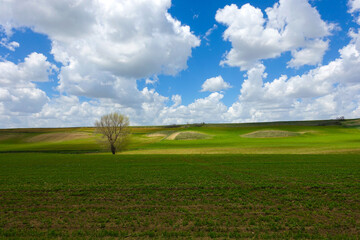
top-left (95, 113), bottom-right (130, 154)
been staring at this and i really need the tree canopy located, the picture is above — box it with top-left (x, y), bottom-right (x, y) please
top-left (95, 113), bottom-right (130, 154)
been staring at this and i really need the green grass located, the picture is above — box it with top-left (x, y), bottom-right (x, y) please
top-left (0, 153), bottom-right (359, 238)
top-left (1, 119), bottom-right (360, 154)
top-left (129, 124), bottom-right (360, 154)
top-left (1, 119), bottom-right (360, 238)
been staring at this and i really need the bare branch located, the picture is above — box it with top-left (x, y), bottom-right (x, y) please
top-left (94, 113), bottom-right (130, 154)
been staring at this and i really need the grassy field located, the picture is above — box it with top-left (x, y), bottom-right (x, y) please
top-left (1, 119), bottom-right (360, 154)
top-left (1, 153), bottom-right (359, 238)
top-left (0, 119), bottom-right (360, 238)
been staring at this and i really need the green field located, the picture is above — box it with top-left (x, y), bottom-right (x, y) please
top-left (1, 119), bottom-right (360, 238)
top-left (1, 119), bottom-right (360, 154)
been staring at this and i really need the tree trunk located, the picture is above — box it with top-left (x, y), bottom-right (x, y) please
top-left (111, 144), bottom-right (116, 155)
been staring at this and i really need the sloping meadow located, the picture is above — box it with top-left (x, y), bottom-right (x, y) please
top-left (1, 119), bottom-right (360, 238)
top-left (1, 119), bottom-right (360, 154)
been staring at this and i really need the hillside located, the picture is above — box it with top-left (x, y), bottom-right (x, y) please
top-left (1, 119), bottom-right (359, 154)
top-left (1, 119), bottom-right (360, 238)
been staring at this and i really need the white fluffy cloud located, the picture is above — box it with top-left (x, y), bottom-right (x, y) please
top-left (0, 0), bottom-right (200, 106)
top-left (211, 0), bottom-right (360, 123)
top-left (7, 91), bottom-right (223, 127)
top-left (287, 40), bottom-right (329, 68)
top-left (0, 53), bottom-right (55, 86)
top-left (0, 0), bottom-right (202, 127)
top-left (216, 0), bottom-right (333, 70)
top-left (349, 0), bottom-right (360, 23)
top-left (223, 27), bottom-right (360, 122)
top-left (144, 18), bottom-right (360, 125)
top-left (6, 88), bottom-right (168, 128)
top-left (201, 76), bottom-right (231, 92)
top-left (157, 92), bottom-right (227, 125)
top-left (6, 91), bottom-right (224, 127)
top-left (2, 0), bottom-right (360, 128)
top-left (0, 53), bottom-right (55, 115)
top-left (171, 94), bottom-right (182, 107)
top-left (350, 0), bottom-right (360, 11)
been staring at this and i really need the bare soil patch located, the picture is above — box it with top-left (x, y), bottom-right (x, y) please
top-left (26, 132), bottom-right (91, 143)
top-left (166, 131), bottom-right (210, 140)
top-left (0, 134), bottom-right (25, 142)
top-left (166, 132), bottom-right (182, 140)
top-left (0, 135), bottom-right (17, 141)
top-left (343, 119), bottom-right (360, 127)
top-left (147, 133), bottom-right (167, 138)
top-left (242, 130), bottom-right (301, 138)
top-left (147, 130), bottom-right (176, 138)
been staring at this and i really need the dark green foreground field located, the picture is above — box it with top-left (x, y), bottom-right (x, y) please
top-left (1, 154), bottom-right (360, 239)
top-left (1, 119), bottom-right (360, 238)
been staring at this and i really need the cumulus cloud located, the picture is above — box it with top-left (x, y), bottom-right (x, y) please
top-left (0, 0), bottom-right (200, 107)
top-left (171, 94), bottom-right (182, 107)
top-left (350, 0), bottom-right (360, 11)
top-left (2, 91), bottom-right (222, 128)
top-left (2, 0), bottom-right (360, 128)
top-left (210, 0), bottom-right (360, 123)
top-left (157, 92), bottom-right (227, 125)
top-left (0, 0), bottom-right (202, 128)
top-left (0, 53), bottom-right (55, 115)
top-left (6, 88), bottom-right (168, 128)
top-left (0, 90), bottom-right (225, 127)
top-left (349, 0), bottom-right (360, 23)
top-left (239, 64), bottom-right (267, 101)
top-left (14, 92), bottom-right (226, 127)
top-left (223, 27), bottom-right (360, 122)
top-left (3, 30), bottom-right (360, 128)
top-left (0, 52), bottom-right (56, 86)
top-left (167, 11), bottom-right (360, 124)
top-left (215, 0), bottom-right (333, 70)
top-left (145, 76), bottom-right (159, 86)
top-left (201, 76), bottom-right (231, 92)
top-left (288, 39), bottom-right (329, 68)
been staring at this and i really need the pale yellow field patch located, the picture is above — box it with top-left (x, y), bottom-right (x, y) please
top-left (26, 132), bottom-right (92, 143)
top-left (166, 131), bottom-right (210, 140)
top-left (166, 132), bottom-right (182, 140)
top-left (242, 130), bottom-right (301, 138)
top-left (147, 133), bottom-right (167, 138)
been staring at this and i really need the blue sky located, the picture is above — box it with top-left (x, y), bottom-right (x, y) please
top-left (1, 0), bottom-right (360, 127)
